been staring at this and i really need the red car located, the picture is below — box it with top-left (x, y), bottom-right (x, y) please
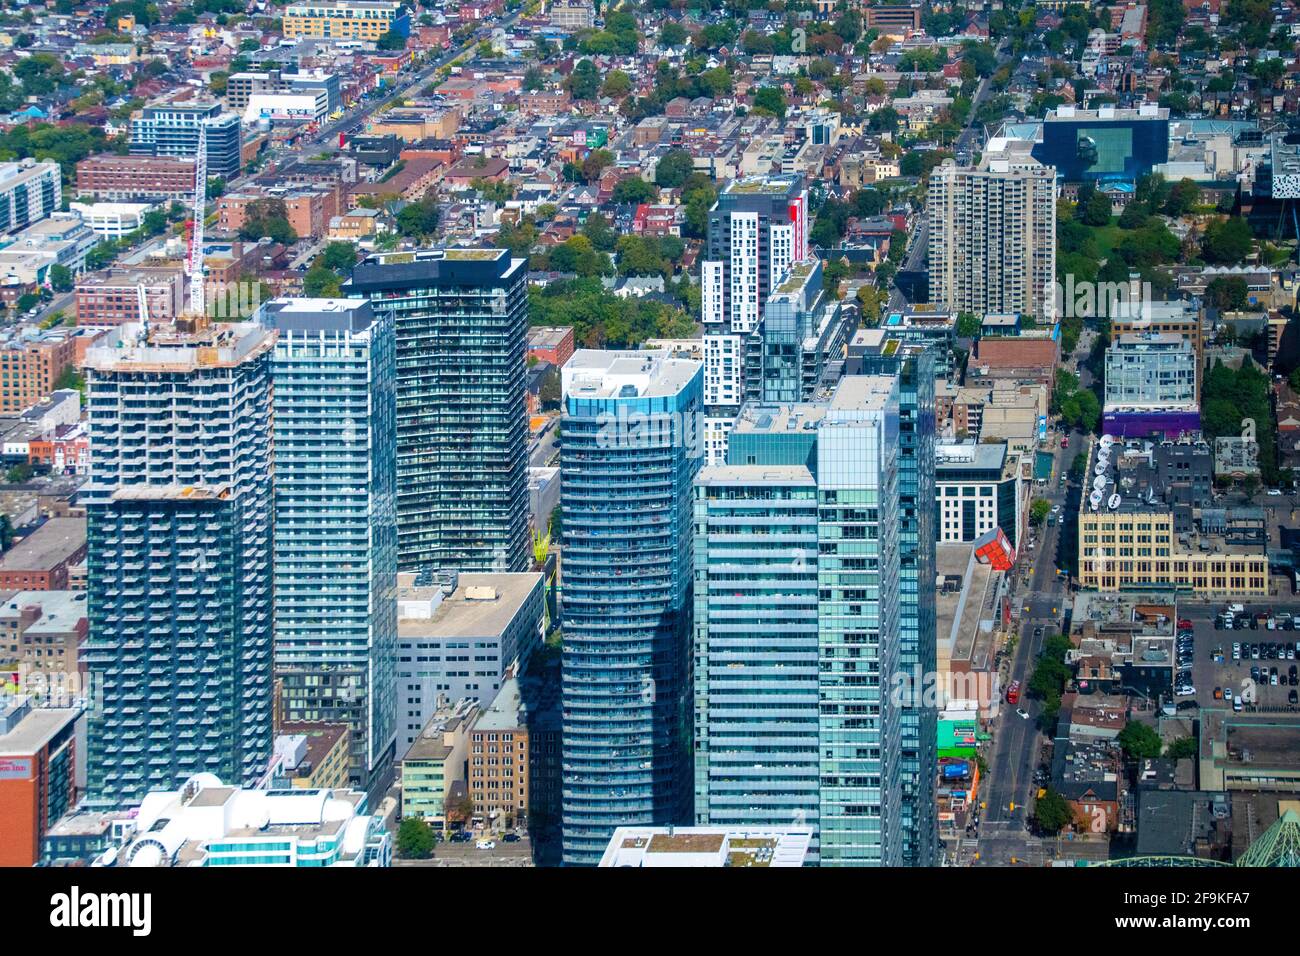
top-left (1178, 619), bottom-right (1192, 630)
top-left (1006, 680), bottom-right (1021, 706)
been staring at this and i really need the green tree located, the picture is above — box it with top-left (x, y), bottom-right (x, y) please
top-left (1118, 720), bottom-right (1164, 760)
top-left (659, 22), bottom-right (687, 48)
top-left (1205, 276), bottom-right (1248, 312)
top-left (395, 194), bottom-right (441, 239)
top-left (376, 28), bottom-right (407, 51)
top-left (751, 86), bottom-right (786, 119)
top-left (302, 264), bottom-right (342, 297)
top-left (600, 70), bottom-right (632, 99)
top-left (1202, 216), bottom-right (1253, 264)
top-left (1165, 737), bottom-right (1198, 759)
top-left (956, 312), bottom-right (982, 338)
top-left (611, 177), bottom-right (656, 205)
top-left (582, 211), bottom-right (616, 252)
top-left (1034, 788), bottom-right (1073, 834)
top-left (1081, 190), bottom-right (1112, 226)
top-left (1163, 178), bottom-right (1201, 217)
top-left (1030, 498), bottom-right (1051, 526)
top-left (564, 59), bottom-right (600, 101)
top-left (396, 817), bottom-right (436, 859)
top-left (318, 241), bottom-right (357, 272)
top-left (49, 264), bottom-right (74, 293)
top-left (654, 149), bottom-right (694, 189)
top-left (6, 462), bottom-right (34, 484)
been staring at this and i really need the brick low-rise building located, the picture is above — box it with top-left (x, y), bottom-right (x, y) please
top-left (75, 154), bottom-right (197, 202)
top-left (217, 188), bottom-right (333, 239)
top-left (75, 269), bottom-right (185, 327)
top-left (0, 327), bottom-right (79, 414)
top-left (527, 326), bottom-right (574, 369)
top-left (0, 517), bottom-right (88, 592)
top-left (0, 698), bottom-right (80, 868)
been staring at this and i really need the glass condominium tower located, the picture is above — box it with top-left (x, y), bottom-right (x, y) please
top-left (559, 349), bottom-right (704, 865)
top-left (852, 333), bottom-right (939, 867)
top-left (82, 318), bottom-right (276, 807)
top-left (343, 248), bottom-right (529, 573)
top-left (262, 297), bottom-right (399, 794)
top-left (693, 375), bottom-right (904, 865)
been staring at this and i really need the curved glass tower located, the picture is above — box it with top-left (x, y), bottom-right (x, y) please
top-left (559, 350), bottom-right (703, 865)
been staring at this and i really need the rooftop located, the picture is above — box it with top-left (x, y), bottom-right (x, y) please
top-left (0, 518), bottom-right (86, 573)
top-left (562, 349), bottom-right (700, 401)
top-left (397, 571), bottom-right (542, 640)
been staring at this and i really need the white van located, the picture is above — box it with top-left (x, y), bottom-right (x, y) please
top-left (1233, 695), bottom-right (1244, 712)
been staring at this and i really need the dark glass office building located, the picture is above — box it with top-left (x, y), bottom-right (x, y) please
top-left (1032, 107), bottom-right (1169, 183)
top-left (344, 248), bottom-right (530, 574)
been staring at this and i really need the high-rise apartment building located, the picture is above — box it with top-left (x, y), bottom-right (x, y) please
top-left (927, 140), bottom-right (1056, 320)
top-left (693, 375), bottom-right (904, 865)
top-left (343, 248), bottom-right (529, 573)
top-left (745, 258), bottom-right (851, 407)
top-left (851, 333), bottom-right (939, 867)
top-left (560, 349), bottom-right (704, 866)
top-left (693, 449), bottom-right (821, 857)
top-left (261, 297), bottom-right (398, 793)
top-left (0, 160), bottom-right (61, 237)
top-left (129, 100), bottom-right (242, 180)
top-left (700, 174), bottom-right (808, 465)
top-left (82, 317), bottom-right (276, 808)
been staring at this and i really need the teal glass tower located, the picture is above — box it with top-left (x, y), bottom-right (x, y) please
top-left (82, 318), bottom-right (276, 808)
top-left (693, 459), bottom-right (821, 856)
top-left (343, 248), bottom-right (529, 573)
top-left (262, 297), bottom-right (399, 794)
top-left (853, 334), bottom-right (939, 867)
top-left (693, 375), bottom-right (904, 865)
top-left (559, 350), bottom-right (704, 865)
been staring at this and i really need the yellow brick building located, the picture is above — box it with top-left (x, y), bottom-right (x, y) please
top-left (283, 1), bottom-right (407, 41)
top-left (1078, 509), bottom-right (1268, 595)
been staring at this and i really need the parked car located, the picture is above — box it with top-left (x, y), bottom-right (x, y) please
top-left (476, 840), bottom-right (496, 850)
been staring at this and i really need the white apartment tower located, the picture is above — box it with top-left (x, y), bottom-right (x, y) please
top-left (927, 140), bottom-right (1056, 321)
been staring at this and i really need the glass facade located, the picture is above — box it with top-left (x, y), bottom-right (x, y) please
top-left (816, 378), bottom-right (901, 866)
top-left (264, 299), bottom-right (398, 792)
top-left (695, 375), bottom-right (907, 866)
top-left (82, 322), bottom-right (276, 808)
top-left (855, 345), bottom-right (938, 867)
top-left (693, 471), bottom-right (821, 861)
top-left (129, 104), bottom-right (242, 180)
top-left (559, 352), bottom-right (703, 865)
top-left (344, 249), bottom-right (529, 574)
top-left (1033, 115), bottom-right (1170, 183)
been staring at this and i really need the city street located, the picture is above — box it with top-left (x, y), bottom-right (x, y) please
top-left (971, 424), bottom-right (1081, 864)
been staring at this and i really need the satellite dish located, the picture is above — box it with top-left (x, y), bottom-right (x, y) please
top-left (1108, 494), bottom-right (1122, 510)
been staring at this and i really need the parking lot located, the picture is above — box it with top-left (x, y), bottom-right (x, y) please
top-left (1180, 604), bottom-right (1300, 713)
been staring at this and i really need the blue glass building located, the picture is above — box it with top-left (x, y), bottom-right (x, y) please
top-left (82, 318), bottom-right (276, 808)
top-left (559, 350), bottom-right (703, 865)
top-left (262, 297), bottom-right (399, 794)
top-left (694, 411), bottom-right (823, 860)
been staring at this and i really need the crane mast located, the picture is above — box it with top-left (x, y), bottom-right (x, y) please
top-left (186, 122), bottom-right (207, 318)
